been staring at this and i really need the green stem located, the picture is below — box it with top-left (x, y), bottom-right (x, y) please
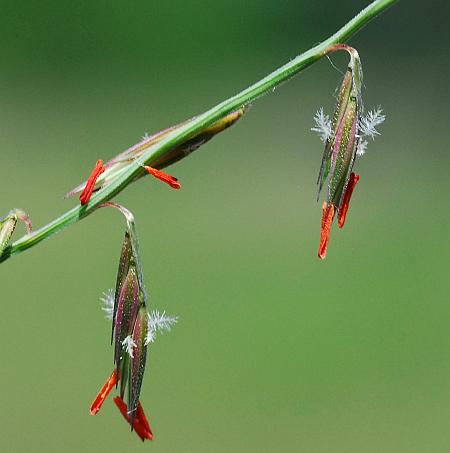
top-left (0, 0), bottom-right (397, 264)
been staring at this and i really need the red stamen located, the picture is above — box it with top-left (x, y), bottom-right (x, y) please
top-left (136, 402), bottom-right (153, 438)
top-left (318, 202), bottom-right (335, 260)
top-left (143, 166), bottom-right (181, 189)
top-left (338, 173), bottom-right (360, 229)
top-left (79, 160), bottom-right (106, 205)
top-left (113, 397), bottom-right (154, 442)
top-left (90, 370), bottom-right (117, 416)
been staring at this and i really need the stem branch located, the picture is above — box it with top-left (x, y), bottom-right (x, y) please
top-left (0, 0), bottom-right (397, 264)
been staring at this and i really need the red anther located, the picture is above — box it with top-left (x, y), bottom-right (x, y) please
top-left (318, 202), bottom-right (335, 260)
top-left (79, 160), bottom-right (106, 205)
top-left (338, 173), bottom-right (360, 229)
top-left (143, 166), bottom-right (181, 189)
top-left (136, 402), bottom-right (153, 439)
top-left (113, 397), bottom-right (154, 442)
top-left (90, 370), bottom-right (117, 416)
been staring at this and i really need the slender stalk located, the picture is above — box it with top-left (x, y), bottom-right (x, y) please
top-left (0, 0), bottom-right (397, 264)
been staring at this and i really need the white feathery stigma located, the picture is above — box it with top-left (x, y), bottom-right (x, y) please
top-left (311, 108), bottom-right (332, 143)
top-left (100, 289), bottom-right (114, 321)
top-left (122, 335), bottom-right (137, 358)
top-left (359, 107), bottom-right (385, 140)
top-left (145, 310), bottom-right (178, 345)
top-left (356, 139), bottom-right (368, 157)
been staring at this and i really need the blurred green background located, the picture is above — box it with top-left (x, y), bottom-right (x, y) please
top-left (1, 1), bottom-right (449, 452)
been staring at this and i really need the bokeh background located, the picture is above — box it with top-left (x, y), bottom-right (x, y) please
top-left (1, 1), bottom-right (449, 452)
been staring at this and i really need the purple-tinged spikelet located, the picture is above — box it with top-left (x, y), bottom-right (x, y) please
top-left (312, 44), bottom-right (385, 259)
